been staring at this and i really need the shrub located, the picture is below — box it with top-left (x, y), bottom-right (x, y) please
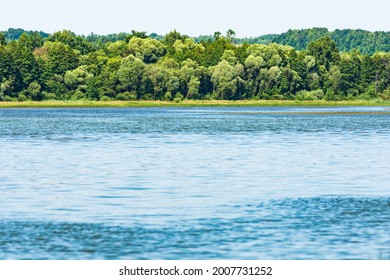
top-left (3, 96), bottom-right (17, 102)
top-left (210, 92), bottom-right (219, 100)
top-left (271, 94), bottom-right (286, 100)
top-left (174, 92), bottom-right (184, 102)
top-left (71, 90), bottom-right (87, 100)
top-left (42, 92), bottom-right (58, 100)
top-left (17, 94), bottom-right (28, 102)
top-left (164, 91), bottom-right (172, 101)
top-left (203, 94), bottom-right (211, 100)
top-left (296, 90), bottom-right (324, 101)
top-left (100, 96), bottom-right (111, 101)
top-left (141, 93), bottom-right (154, 100)
top-left (379, 87), bottom-right (390, 100)
top-left (116, 91), bottom-right (137, 101)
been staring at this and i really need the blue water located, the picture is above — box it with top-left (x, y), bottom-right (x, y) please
top-left (1, 107), bottom-right (390, 259)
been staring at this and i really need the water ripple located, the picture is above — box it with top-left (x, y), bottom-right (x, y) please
top-left (1, 196), bottom-right (390, 259)
top-left (1, 107), bottom-right (390, 259)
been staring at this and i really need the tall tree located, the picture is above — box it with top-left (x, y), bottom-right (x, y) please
top-left (117, 55), bottom-right (146, 97)
top-left (307, 36), bottom-right (340, 70)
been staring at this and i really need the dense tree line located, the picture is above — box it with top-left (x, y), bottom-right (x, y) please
top-left (3, 28), bottom-right (50, 41)
top-left (4, 27), bottom-right (390, 54)
top-left (274, 28), bottom-right (390, 55)
top-left (0, 29), bottom-right (389, 102)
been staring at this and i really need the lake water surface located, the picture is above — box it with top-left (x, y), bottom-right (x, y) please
top-left (1, 107), bottom-right (390, 259)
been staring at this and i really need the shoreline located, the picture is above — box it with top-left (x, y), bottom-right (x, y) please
top-left (1, 99), bottom-right (390, 108)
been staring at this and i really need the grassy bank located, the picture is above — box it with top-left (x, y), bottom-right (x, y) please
top-left (1, 99), bottom-right (390, 108)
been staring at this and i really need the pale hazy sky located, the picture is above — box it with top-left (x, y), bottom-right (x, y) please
top-left (1, 0), bottom-right (389, 37)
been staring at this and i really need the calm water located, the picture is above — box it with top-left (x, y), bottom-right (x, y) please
top-left (1, 107), bottom-right (390, 259)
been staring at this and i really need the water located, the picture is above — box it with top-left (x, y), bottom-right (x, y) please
top-left (1, 107), bottom-right (390, 259)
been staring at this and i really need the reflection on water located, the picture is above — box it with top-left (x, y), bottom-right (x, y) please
top-left (0, 107), bottom-right (390, 259)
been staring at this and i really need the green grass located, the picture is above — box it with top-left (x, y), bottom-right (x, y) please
top-left (1, 99), bottom-right (390, 108)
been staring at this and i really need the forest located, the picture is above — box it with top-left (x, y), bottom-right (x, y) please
top-left (0, 28), bottom-right (390, 102)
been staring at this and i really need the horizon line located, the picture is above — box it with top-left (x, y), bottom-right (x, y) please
top-left (1, 26), bottom-right (390, 38)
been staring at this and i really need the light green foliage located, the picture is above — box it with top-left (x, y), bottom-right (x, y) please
top-left (174, 38), bottom-right (196, 54)
top-left (304, 56), bottom-right (316, 71)
top-left (174, 92), bottom-right (184, 102)
top-left (296, 89), bottom-right (324, 100)
top-left (42, 92), bottom-right (57, 100)
top-left (116, 91), bottom-right (137, 101)
top-left (106, 41), bottom-right (129, 57)
top-left (166, 75), bottom-right (180, 94)
top-left (245, 43), bottom-right (291, 68)
top-left (26, 81), bottom-right (42, 100)
top-left (147, 64), bottom-right (170, 99)
top-left (179, 59), bottom-right (198, 84)
top-left (172, 38), bottom-right (205, 62)
top-left (64, 65), bottom-right (96, 99)
top-left (267, 66), bottom-right (282, 85)
top-left (48, 30), bottom-right (93, 54)
top-left (244, 54), bottom-right (265, 98)
top-left (99, 57), bottom-right (122, 98)
top-left (128, 37), bottom-right (166, 63)
top-left (164, 91), bottom-right (173, 101)
top-left (187, 77), bottom-right (201, 99)
top-left (211, 60), bottom-right (238, 99)
top-left (178, 59), bottom-right (202, 95)
top-left (0, 78), bottom-right (13, 100)
top-left (163, 30), bottom-right (188, 56)
top-left (380, 87), bottom-right (390, 100)
top-left (221, 50), bottom-right (237, 65)
top-left (64, 70), bottom-right (78, 87)
top-left (117, 55), bottom-right (146, 96)
top-left (17, 93), bottom-right (28, 101)
top-left (244, 54), bottom-right (265, 70)
top-left (328, 66), bottom-right (341, 93)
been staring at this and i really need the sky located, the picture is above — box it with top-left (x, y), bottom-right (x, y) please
top-left (1, 0), bottom-right (389, 37)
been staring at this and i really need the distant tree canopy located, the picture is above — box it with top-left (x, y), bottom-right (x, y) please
top-left (4, 27), bottom-right (390, 54)
top-left (274, 28), bottom-right (390, 55)
top-left (3, 28), bottom-right (50, 41)
top-left (1, 27), bottom-right (390, 102)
